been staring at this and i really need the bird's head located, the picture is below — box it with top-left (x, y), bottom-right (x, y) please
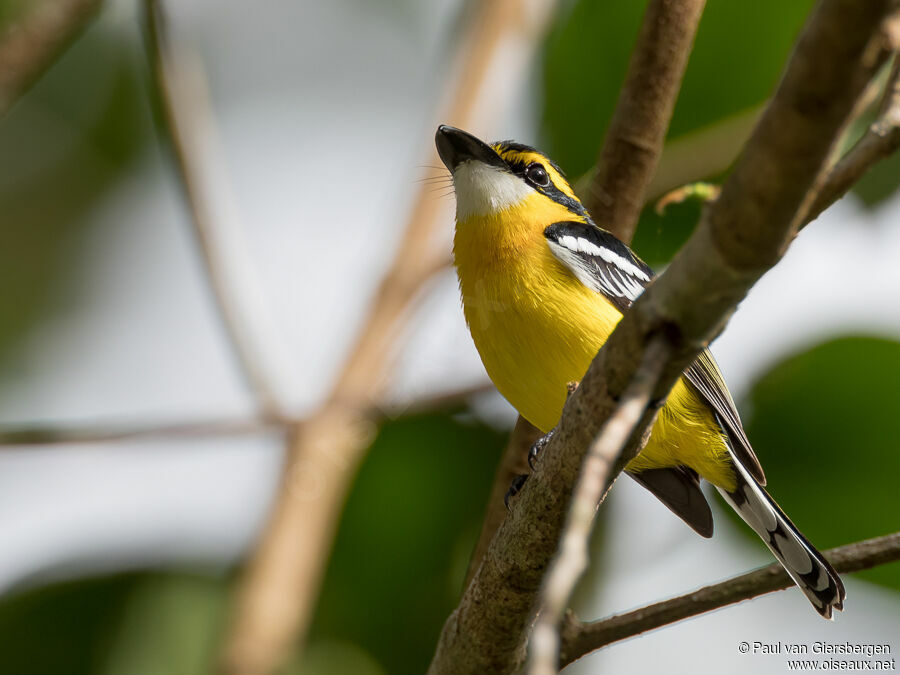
top-left (435, 125), bottom-right (589, 229)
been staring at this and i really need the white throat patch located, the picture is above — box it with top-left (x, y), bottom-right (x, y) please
top-left (452, 160), bottom-right (533, 221)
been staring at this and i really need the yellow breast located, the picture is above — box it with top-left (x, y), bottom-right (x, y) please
top-left (453, 200), bottom-right (735, 490)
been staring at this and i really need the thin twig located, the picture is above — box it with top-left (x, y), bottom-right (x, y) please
top-left (528, 339), bottom-right (669, 675)
top-left (0, 0), bottom-right (102, 115)
top-left (0, 417), bottom-right (285, 445)
top-left (0, 380), bottom-right (493, 447)
top-left (804, 55), bottom-right (900, 225)
top-left (145, 0), bottom-right (285, 419)
top-left (427, 2), bottom-right (892, 673)
top-left (584, 0), bottom-right (707, 244)
top-left (560, 532), bottom-right (900, 666)
top-left (220, 2), bottom-right (556, 673)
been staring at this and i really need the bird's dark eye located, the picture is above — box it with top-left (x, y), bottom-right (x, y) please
top-left (525, 163), bottom-right (550, 187)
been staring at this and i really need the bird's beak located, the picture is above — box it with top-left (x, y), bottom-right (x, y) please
top-left (435, 125), bottom-right (506, 172)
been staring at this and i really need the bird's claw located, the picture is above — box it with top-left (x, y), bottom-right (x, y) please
top-left (505, 428), bottom-right (557, 508)
top-left (527, 428), bottom-right (555, 471)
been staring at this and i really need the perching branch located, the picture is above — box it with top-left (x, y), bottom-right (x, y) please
top-left (560, 532), bottom-right (900, 666)
top-left (145, 0), bottom-right (286, 419)
top-left (427, 2), bottom-right (893, 673)
top-left (528, 339), bottom-right (669, 675)
top-left (0, 0), bottom-right (102, 116)
top-left (219, 2), bottom-right (556, 673)
top-left (584, 0), bottom-right (706, 244)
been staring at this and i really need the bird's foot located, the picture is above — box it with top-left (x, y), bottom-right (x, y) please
top-left (528, 428), bottom-right (555, 470)
top-left (504, 427), bottom-right (557, 509)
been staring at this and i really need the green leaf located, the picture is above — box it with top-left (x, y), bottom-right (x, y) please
top-left (0, 574), bottom-right (137, 675)
top-left (541, 0), bottom-right (818, 266)
top-left (541, 0), bottom-right (815, 178)
top-left (850, 151), bottom-right (900, 208)
top-left (307, 411), bottom-right (506, 675)
top-left (0, 23), bottom-right (150, 372)
top-left (0, 571), bottom-right (229, 675)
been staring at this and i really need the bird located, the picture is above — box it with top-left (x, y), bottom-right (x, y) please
top-left (434, 124), bottom-right (845, 619)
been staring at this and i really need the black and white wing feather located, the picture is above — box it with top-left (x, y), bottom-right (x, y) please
top-left (543, 220), bottom-right (765, 483)
top-left (544, 222), bottom-right (651, 312)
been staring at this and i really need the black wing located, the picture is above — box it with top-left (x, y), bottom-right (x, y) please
top-left (544, 220), bottom-right (765, 484)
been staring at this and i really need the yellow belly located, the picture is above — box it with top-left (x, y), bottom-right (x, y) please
top-left (457, 241), bottom-right (735, 490)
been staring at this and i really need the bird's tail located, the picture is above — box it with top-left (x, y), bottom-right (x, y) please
top-left (717, 446), bottom-right (846, 619)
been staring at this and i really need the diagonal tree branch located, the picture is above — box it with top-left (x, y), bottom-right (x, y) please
top-left (0, 0), bottom-right (103, 116)
top-left (584, 0), bottom-right (707, 244)
top-left (427, 1), bottom-right (892, 673)
top-left (560, 532), bottom-right (900, 666)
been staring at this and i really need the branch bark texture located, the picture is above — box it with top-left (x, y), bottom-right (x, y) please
top-left (584, 0), bottom-right (706, 244)
top-left (428, 1), bottom-right (892, 673)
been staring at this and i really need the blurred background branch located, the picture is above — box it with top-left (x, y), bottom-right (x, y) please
top-left (144, 0), bottom-right (286, 420)
top-left (0, 379), bottom-right (493, 446)
top-left (0, 0), bottom-right (102, 115)
top-left (220, 2), bottom-right (557, 673)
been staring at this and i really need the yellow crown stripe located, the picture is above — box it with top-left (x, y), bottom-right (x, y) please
top-left (492, 146), bottom-right (578, 200)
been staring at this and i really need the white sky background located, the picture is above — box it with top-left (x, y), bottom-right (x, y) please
top-left (0, 0), bottom-right (898, 672)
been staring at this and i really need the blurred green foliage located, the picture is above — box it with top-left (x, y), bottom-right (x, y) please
top-left (732, 336), bottom-right (900, 590)
top-left (0, 21), bottom-right (150, 373)
top-left (308, 411), bottom-right (504, 674)
top-left (0, 573), bottom-right (135, 674)
top-left (0, 411), bottom-right (504, 675)
top-left (542, 0), bottom-right (816, 180)
top-left (0, 0), bottom-right (25, 28)
top-left (541, 0), bottom-right (900, 266)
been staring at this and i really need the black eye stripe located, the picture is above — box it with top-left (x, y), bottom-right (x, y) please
top-left (504, 158), bottom-right (587, 219)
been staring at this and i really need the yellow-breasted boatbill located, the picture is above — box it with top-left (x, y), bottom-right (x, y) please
top-left (435, 124), bottom-right (845, 619)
